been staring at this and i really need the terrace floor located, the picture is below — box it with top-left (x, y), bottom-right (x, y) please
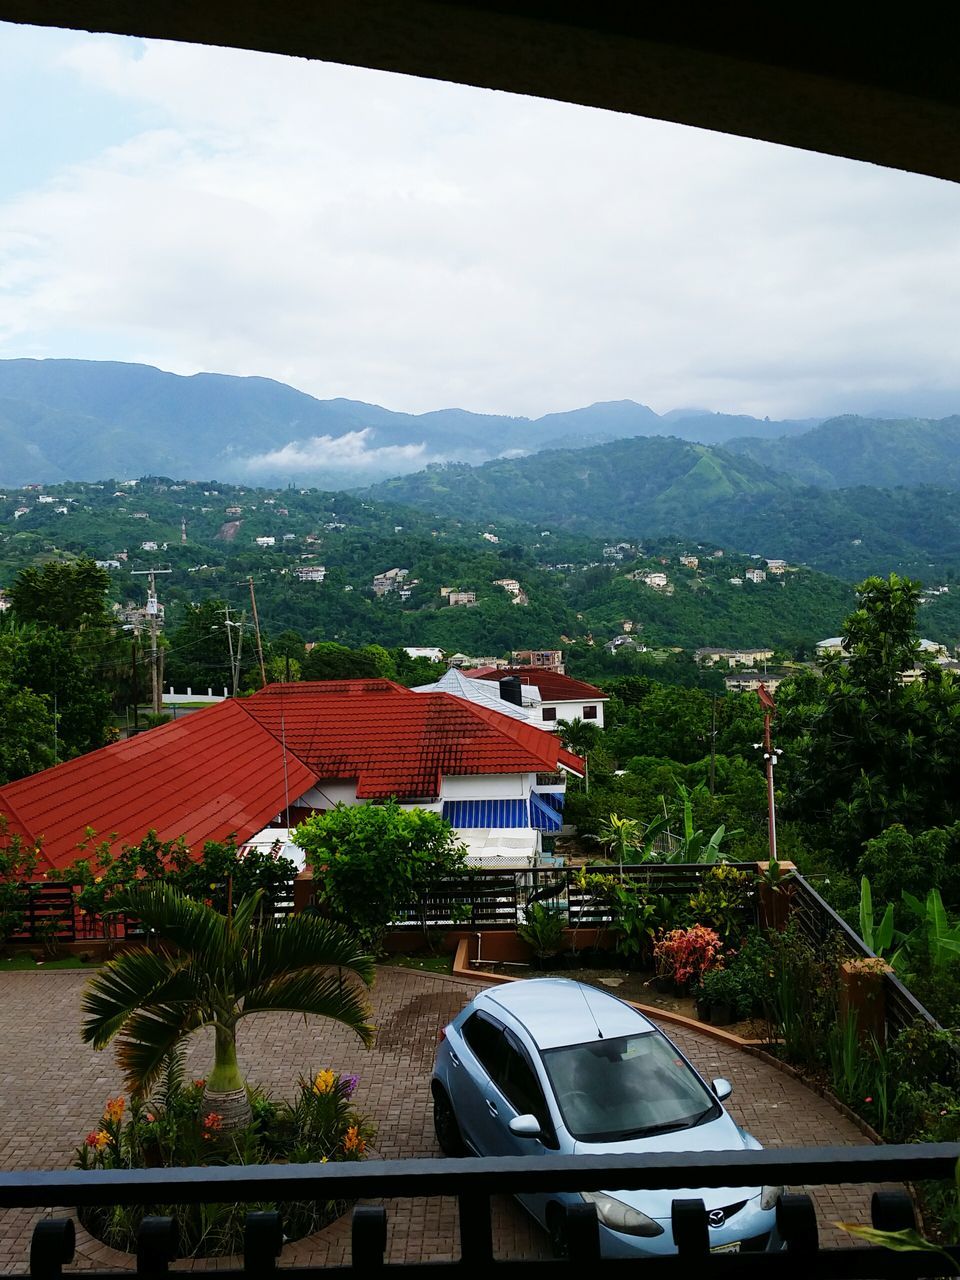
top-left (0, 965), bottom-right (883, 1272)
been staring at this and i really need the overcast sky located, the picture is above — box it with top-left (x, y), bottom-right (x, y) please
top-left (3, 21), bottom-right (960, 423)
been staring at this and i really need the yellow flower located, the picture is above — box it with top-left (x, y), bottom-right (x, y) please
top-left (92, 1130), bottom-right (110, 1150)
top-left (104, 1096), bottom-right (125, 1123)
top-left (343, 1125), bottom-right (365, 1154)
top-left (312, 1069), bottom-right (336, 1095)
top-left (320, 1156), bottom-right (328, 1164)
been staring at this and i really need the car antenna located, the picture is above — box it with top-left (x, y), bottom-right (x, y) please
top-left (578, 983), bottom-right (603, 1039)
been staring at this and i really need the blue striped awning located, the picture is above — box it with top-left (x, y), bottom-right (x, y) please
top-left (536, 790), bottom-right (565, 812)
top-left (529, 791), bottom-right (562, 832)
top-left (442, 799), bottom-right (529, 829)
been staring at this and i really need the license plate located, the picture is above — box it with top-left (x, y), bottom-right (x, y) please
top-left (710, 1242), bottom-right (741, 1254)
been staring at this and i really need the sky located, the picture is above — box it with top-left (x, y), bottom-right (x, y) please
top-left (3, 20), bottom-right (960, 425)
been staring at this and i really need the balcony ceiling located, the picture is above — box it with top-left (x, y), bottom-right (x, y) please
top-left (0, 2), bottom-right (958, 183)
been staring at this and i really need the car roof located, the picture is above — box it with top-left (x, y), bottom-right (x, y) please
top-left (482, 979), bottom-right (656, 1050)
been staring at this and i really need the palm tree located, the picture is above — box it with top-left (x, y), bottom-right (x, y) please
top-left (81, 884), bottom-right (375, 1128)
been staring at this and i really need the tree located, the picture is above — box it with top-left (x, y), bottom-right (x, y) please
top-left (0, 683), bottom-right (56, 782)
top-left (778, 574), bottom-right (960, 858)
top-left (8, 558), bottom-right (112, 631)
top-left (301, 643), bottom-right (386, 681)
top-left (164, 599), bottom-right (245, 691)
top-left (558, 716), bottom-right (601, 757)
top-left (294, 801), bottom-right (468, 950)
top-left (81, 884), bottom-right (374, 1129)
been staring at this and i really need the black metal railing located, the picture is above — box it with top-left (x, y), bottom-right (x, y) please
top-left (789, 874), bottom-right (939, 1037)
top-left (393, 862), bottom-right (762, 931)
top-left (5, 1144), bottom-right (959, 1277)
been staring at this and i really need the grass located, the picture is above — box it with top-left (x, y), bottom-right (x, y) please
top-left (1, 952), bottom-right (91, 970)
top-left (382, 953), bottom-right (452, 974)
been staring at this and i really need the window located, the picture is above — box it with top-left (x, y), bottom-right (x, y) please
top-left (500, 1033), bottom-right (557, 1147)
top-left (583, 705), bottom-right (597, 719)
top-left (462, 1011), bottom-right (507, 1079)
top-left (542, 707), bottom-right (557, 722)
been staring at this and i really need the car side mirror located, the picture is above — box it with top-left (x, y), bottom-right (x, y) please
top-left (508, 1114), bottom-right (543, 1139)
top-left (712, 1077), bottom-right (733, 1102)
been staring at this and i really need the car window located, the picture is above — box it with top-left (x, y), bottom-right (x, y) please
top-left (462, 1011), bottom-right (508, 1080)
top-left (500, 1034), bottom-right (557, 1145)
top-left (542, 1030), bottom-right (719, 1143)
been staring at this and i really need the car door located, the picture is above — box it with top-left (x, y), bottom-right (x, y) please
top-left (452, 1009), bottom-right (510, 1154)
top-left (492, 1030), bottom-right (559, 1223)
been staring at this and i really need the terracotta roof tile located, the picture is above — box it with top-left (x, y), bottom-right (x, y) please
top-left (469, 668), bottom-right (607, 702)
top-left (0, 681), bottom-right (583, 876)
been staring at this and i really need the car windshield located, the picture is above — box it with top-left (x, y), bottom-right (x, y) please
top-left (541, 1031), bottom-right (719, 1143)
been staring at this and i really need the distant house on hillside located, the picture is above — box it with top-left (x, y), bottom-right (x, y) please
top-left (695, 647), bottom-right (775, 667)
top-left (255, 536), bottom-right (276, 548)
top-left (724, 670), bottom-right (785, 694)
top-left (745, 568), bottom-right (766, 583)
top-left (373, 568), bottom-right (409, 596)
top-left (447, 591), bottom-right (477, 607)
top-left (679, 555), bottom-right (699, 569)
top-left (295, 565), bottom-right (326, 583)
top-left (512, 649), bottom-right (564, 673)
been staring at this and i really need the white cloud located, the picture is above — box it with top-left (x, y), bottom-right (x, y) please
top-left (2, 27), bottom-right (960, 420)
top-left (241, 429), bottom-right (430, 473)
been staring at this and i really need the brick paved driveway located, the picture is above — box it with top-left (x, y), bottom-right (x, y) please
top-left (0, 966), bottom-right (882, 1272)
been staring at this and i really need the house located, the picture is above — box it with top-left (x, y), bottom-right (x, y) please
top-left (728, 577), bottom-right (744, 586)
top-left (13, 507), bottom-right (28, 519)
top-left (480, 532), bottom-right (500, 543)
top-left (140, 541), bottom-right (158, 552)
top-left (225, 506), bottom-right (243, 516)
top-left (511, 649), bottom-right (564, 672)
top-left (724, 670), bottom-right (786, 694)
top-left (413, 667), bottom-right (535, 723)
top-left (404, 646), bottom-right (444, 662)
top-left (95, 560), bottom-right (122, 571)
top-left (695, 647), bottom-right (776, 667)
top-left (765, 559), bottom-right (788, 574)
top-left (255, 536), bottom-right (276, 548)
top-left (679, 555), bottom-right (699, 569)
top-left (373, 568), bottom-right (408, 596)
top-left (37, 495), bottom-right (54, 504)
top-left (745, 568), bottom-right (766, 583)
top-left (640, 572), bottom-right (669, 589)
top-left (295, 565), bottom-right (327, 583)
top-left (469, 666), bottom-right (608, 729)
top-left (493, 578), bottom-right (522, 595)
top-left (0, 681), bottom-right (583, 874)
top-left (447, 590), bottom-right (477, 607)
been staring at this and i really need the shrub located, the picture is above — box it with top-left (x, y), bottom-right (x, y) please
top-left (654, 924), bottom-right (724, 986)
top-left (687, 864), bottom-right (755, 944)
top-left (518, 902), bottom-right (566, 964)
top-left (75, 1061), bottom-right (374, 1257)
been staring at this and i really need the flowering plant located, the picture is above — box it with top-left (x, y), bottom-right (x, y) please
top-left (654, 924), bottom-right (725, 985)
top-left (75, 1062), bottom-right (373, 1257)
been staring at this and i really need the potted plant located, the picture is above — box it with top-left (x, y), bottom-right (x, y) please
top-left (517, 902), bottom-right (567, 968)
top-left (698, 965), bottom-right (739, 1026)
top-left (653, 924), bottom-right (724, 995)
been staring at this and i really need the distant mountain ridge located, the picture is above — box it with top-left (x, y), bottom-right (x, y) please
top-left (0, 358), bottom-right (818, 486)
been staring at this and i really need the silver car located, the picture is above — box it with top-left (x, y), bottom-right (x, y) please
top-left (431, 978), bottom-right (781, 1257)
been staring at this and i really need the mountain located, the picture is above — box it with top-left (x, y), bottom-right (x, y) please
top-left (724, 414), bottom-right (960, 488)
top-left (366, 435), bottom-right (960, 580)
top-left (0, 358), bottom-right (825, 486)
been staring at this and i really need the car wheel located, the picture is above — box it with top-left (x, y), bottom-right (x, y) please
top-left (547, 1205), bottom-right (568, 1259)
top-left (432, 1086), bottom-right (466, 1156)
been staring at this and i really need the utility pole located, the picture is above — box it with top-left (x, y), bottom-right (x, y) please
top-left (131, 569), bottom-right (171, 716)
top-left (248, 576), bottom-right (267, 689)
top-left (755, 683), bottom-right (781, 862)
top-left (708, 695), bottom-right (717, 796)
top-left (224, 606), bottom-right (245, 697)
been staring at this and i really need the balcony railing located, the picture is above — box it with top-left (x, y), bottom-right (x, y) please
top-left (6, 1144), bottom-right (960, 1277)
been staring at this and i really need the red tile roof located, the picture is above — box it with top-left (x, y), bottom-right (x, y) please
top-left (468, 667), bottom-right (608, 702)
top-left (0, 681), bottom-right (583, 876)
top-left (242, 682), bottom-right (584, 798)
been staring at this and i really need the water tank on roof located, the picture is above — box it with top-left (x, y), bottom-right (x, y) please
top-left (499, 675), bottom-right (524, 707)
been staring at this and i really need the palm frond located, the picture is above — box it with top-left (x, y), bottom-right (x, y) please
top-left (110, 884), bottom-right (230, 965)
top-left (115, 1006), bottom-right (207, 1095)
top-left (229, 890), bottom-right (265, 943)
top-left (81, 945), bottom-right (196, 1048)
top-left (240, 969), bottom-right (374, 1046)
top-left (241, 912), bottom-right (375, 993)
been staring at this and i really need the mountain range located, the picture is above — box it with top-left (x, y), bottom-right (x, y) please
top-left (0, 358), bottom-right (820, 486)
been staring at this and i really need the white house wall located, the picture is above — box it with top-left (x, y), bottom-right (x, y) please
top-left (539, 698), bottom-right (606, 729)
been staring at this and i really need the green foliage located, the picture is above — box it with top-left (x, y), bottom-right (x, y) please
top-left (8, 557), bottom-right (112, 630)
top-left (294, 801), bottom-right (468, 951)
top-left (0, 816), bottom-right (38, 944)
top-left (75, 1066), bottom-right (373, 1257)
top-left (66, 831), bottom-right (297, 919)
top-left (517, 903), bottom-right (566, 963)
top-left (779, 574), bottom-right (960, 858)
top-left (763, 921), bottom-right (844, 1069)
top-left (687, 865), bottom-right (755, 945)
top-left (698, 930), bottom-right (773, 1020)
